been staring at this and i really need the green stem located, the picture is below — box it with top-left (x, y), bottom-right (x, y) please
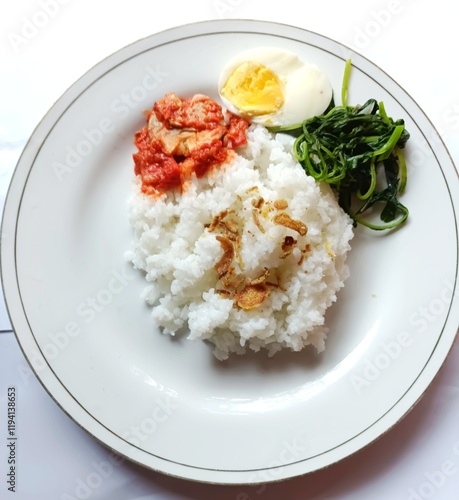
top-left (350, 203), bottom-right (409, 230)
top-left (374, 125), bottom-right (405, 160)
top-left (341, 59), bottom-right (352, 107)
top-left (395, 146), bottom-right (407, 194)
top-left (357, 162), bottom-right (377, 200)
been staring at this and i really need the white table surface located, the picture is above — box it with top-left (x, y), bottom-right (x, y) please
top-left (1, 1), bottom-right (458, 498)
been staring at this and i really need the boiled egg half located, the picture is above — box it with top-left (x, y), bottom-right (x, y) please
top-left (218, 47), bottom-right (333, 126)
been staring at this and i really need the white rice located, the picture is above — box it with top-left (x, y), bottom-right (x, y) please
top-left (126, 124), bottom-right (354, 360)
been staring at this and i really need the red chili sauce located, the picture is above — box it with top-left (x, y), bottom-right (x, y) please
top-left (133, 93), bottom-right (249, 195)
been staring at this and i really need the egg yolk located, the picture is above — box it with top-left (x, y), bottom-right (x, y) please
top-left (220, 62), bottom-right (284, 116)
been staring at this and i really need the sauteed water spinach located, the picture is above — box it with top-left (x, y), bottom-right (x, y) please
top-left (271, 59), bottom-right (410, 230)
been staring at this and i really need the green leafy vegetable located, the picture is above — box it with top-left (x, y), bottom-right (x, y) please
top-left (270, 59), bottom-right (410, 230)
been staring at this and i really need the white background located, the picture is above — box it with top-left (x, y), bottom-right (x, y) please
top-left (1, 0), bottom-right (458, 499)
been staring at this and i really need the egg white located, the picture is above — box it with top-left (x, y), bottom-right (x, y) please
top-left (218, 47), bottom-right (333, 127)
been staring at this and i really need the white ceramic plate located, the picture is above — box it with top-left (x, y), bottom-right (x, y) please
top-left (1, 20), bottom-right (458, 484)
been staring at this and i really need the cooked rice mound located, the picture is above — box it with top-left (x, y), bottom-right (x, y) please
top-left (127, 124), bottom-right (354, 360)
